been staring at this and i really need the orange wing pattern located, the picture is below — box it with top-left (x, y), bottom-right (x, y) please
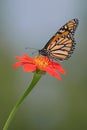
top-left (39, 19), bottom-right (79, 61)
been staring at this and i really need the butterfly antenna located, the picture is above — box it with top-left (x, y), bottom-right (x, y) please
top-left (25, 47), bottom-right (39, 55)
top-left (25, 47), bottom-right (38, 50)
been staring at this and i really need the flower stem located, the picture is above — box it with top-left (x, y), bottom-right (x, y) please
top-left (3, 72), bottom-right (42, 130)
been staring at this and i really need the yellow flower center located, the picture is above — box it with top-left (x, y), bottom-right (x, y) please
top-left (34, 56), bottom-right (50, 68)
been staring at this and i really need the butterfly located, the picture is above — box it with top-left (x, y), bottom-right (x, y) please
top-left (39, 19), bottom-right (79, 61)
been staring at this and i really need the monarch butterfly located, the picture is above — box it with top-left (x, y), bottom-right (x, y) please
top-left (39, 19), bottom-right (79, 61)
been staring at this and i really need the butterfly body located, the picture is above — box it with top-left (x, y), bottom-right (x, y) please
top-left (39, 19), bottom-right (79, 61)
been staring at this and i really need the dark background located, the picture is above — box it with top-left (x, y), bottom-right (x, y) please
top-left (0, 0), bottom-right (87, 130)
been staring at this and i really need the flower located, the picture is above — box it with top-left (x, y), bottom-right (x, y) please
top-left (13, 54), bottom-right (66, 80)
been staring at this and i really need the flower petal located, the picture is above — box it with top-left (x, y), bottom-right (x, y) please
top-left (44, 66), bottom-right (61, 80)
top-left (51, 62), bottom-right (66, 74)
top-left (13, 62), bottom-right (23, 68)
top-left (22, 54), bottom-right (34, 63)
top-left (14, 54), bottom-right (34, 63)
top-left (23, 64), bottom-right (36, 72)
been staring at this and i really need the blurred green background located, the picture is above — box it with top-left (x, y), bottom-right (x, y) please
top-left (0, 0), bottom-right (87, 130)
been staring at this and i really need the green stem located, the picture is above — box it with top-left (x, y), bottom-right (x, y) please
top-left (3, 72), bottom-right (42, 130)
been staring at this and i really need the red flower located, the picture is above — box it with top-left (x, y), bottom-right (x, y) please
top-left (13, 54), bottom-right (66, 80)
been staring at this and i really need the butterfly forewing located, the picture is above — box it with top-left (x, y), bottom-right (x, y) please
top-left (39, 19), bottom-right (79, 61)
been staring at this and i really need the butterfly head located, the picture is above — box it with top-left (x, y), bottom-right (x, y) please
top-left (39, 49), bottom-right (50, 56)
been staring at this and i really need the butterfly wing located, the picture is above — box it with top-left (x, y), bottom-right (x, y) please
top-left (39, 19), bottom-right (79, 61)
